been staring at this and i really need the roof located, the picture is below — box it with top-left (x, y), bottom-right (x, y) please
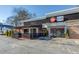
top-left (20, 16), bottom-right (46, 23)
top-left (46, 7), bottom-right (79, 17)
top-left (21, 7), bottom-right (79, 23)
top-left (43, 22), bottom-right (66, 27)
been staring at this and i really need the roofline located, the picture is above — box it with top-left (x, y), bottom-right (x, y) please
top-left (46, 7), bottom-right (79, 17)
top-left (20, 16), bottom-right (47, 23)
top-left (21, 7), bottom-right (79, 23)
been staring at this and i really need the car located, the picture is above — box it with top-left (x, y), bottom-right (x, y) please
top-left (38, 36), bottom-right (52, 40)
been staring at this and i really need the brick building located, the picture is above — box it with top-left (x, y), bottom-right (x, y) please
top-left (16, 7), bottom-right (79, 39)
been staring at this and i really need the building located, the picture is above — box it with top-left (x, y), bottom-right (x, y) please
top-left (16, 7), bottom-right (79, 39)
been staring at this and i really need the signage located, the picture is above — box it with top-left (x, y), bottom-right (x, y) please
top-left (57, 16), bottom-right (64, 22)
top-left (50, 17), bottom-right (56, 22)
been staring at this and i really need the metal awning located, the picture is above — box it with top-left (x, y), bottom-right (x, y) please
top-left (42, 22), bottom-right (66, 28)
top-left (46, 7), bottom-right (79, 17)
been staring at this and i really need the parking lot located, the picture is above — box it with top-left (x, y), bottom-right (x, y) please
top-left (0, 35), bottom-right (79, 54)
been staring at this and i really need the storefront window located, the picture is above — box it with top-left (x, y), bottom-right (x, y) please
top-left (50, 27), bottom-right (65, 37)
top-left (42, 28), bottom-right (48, 36)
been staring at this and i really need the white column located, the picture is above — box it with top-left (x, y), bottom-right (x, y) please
top-left (64, 26), bottom-right (67, 34)
top-left (48, 28), bottom-right (51, 38)
top-left (29, 28), bottom-right (31, 34)
top-left (36, 28), bottom-right (38, 37)
top-left (29, 28), bottom-right (31, 39)
top-left (36, 28), bottom-right (38, 33)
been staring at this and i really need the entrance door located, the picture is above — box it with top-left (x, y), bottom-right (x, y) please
top-left (30, 28), bottom-right (38, 39)
top-left (50, 27), bottom-right (65, 37)
top-left (24, 29), bottom-right (29, 34)
top-left (23, 29), bottom-right (30, 38)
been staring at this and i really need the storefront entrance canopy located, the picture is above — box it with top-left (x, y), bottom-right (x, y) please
top-left (42, 22), bottom-right (67, 38)
top-left (42, 22), bottom-right (66, 28)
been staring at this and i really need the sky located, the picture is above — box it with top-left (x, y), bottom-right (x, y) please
top-left (0, 5), bottom-right (76, 23)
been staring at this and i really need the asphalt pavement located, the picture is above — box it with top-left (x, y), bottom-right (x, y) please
top-left (0, 35), bottom-right (79, 54)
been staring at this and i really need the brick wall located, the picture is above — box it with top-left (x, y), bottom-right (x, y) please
top-left (68, 26), bottom-right (79, 39)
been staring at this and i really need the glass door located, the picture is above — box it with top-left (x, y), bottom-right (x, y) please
top-left (50, 27), bottom-right (65, 37)
top-left (30, 28), bottom-right (37, 39)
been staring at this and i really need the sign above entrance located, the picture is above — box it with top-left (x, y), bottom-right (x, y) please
top-left (57, 16), bottom-right (64, 22)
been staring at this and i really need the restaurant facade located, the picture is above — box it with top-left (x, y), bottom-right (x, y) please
top-left (16, 7), bottom-right (79, 39)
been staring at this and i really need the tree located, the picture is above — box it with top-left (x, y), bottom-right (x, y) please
top-left (7, 7), bottom-right (36, 27)
top-left (13, 7), bottom-right (35, 20)
top-left (6, 16), bottom-right (14, 25)
top-left (6, 16), bottom-right (18, 27)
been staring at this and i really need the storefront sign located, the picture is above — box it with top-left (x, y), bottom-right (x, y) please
top-left (50, 17), bottom-right (56, 22)
top-left (57, 16), bottom-right (64, 22)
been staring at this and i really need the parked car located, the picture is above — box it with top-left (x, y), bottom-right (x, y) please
top-left (38, 33), bottom-right (53, 40)
top-left (38, 36), bottom-right (52, 40)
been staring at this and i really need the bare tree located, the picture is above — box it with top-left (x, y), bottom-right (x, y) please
top-left (6, 16), bottom-right (14, 25)
top-left (7, 16), bottom-right (18, 27)
top-left (7, 7), bottom-right (36, 27)
top-left (13, 7), bottom-right (35, 20)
